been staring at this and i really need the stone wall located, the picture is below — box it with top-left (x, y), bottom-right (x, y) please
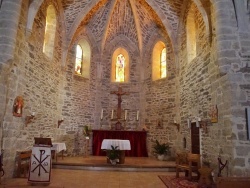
top-left (1, 0), bottom-right (250, 179)
top-left (0, 0), bottom-right (65, 177)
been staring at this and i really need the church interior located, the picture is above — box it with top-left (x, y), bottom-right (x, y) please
top-left (0, 0), bottom-right (250, 186)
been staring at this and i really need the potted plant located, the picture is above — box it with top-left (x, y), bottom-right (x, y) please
top-left (152, 140), bottom-right (170, 160)
top-left (83, 125), bottom-right (91, 139)
top-left (106, 145), bottom-right (120, 165)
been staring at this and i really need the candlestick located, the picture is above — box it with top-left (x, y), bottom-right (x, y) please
top-left (101, 109), bottom-right (103, 120)
top-left (136, 110), bottom-right (139, 121)
top-left (125, 110), bottom-right (127, 120)
top-left (111, 109), bottom-right (114, 119)
top-left (187, 118), bottom-right (190, 128)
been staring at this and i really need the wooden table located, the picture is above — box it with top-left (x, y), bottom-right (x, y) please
top-left (51, 142), bottom-right (66, 161)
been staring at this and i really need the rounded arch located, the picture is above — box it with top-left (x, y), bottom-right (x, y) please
top-left (43, 5), bottom-right (57, 59)
top-left (140, 0), bottom-right (177, 54)
top-left (111, 47), bottom-right (130, 83)
top-left (186, 3), bottom-right (197, 63)
top-left (26, 0), bottom-right (44, 36)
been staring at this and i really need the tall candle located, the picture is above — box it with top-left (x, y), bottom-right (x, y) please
top-left (136, 110), bottom-right (139, 120)
top-left (101, 109), bottom-right (103, 120)
top-left (111, 110), bottom-right (114, 119)
top-left (125, 110), bottom-right (127, 120)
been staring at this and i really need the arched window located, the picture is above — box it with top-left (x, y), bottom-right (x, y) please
top-left (43, 5), bottom-right (56, 59)
top-left (186, 4), bottom-right (197, 63)
top-left (75, 38), bottom-right (91, 78)
top-left (115, 54), bottom-right (125, 82)
top-left (75, 45), bottom-right (83, 75)
top-left (152, 41), bottom-right (167, 81)
top-left (111, 48), bottom-right (129, 83)
top-left (160, 48), bottom-right (167, 78)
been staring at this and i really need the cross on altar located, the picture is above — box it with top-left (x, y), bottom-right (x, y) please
top-left (110, 86), bottom-right (129, 119)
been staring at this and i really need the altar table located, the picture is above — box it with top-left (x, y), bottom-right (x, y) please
top-left (51, 142), bottom-right (66, 161)
top-left (101, 139), bottom-right (131, 164)
top-left (92, 130), bottom-right (148, 157)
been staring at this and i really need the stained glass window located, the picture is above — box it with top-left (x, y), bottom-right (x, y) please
top-left (160, 48), bottom-right (166, 78)
top-left (115, 54), bottom-right (125, 82)
top-left (75, 44), bottom-right (83, 75)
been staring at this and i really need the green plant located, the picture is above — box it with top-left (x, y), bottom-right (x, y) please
top-left (106, 145), bottom-right (120, 160)
top-left (153, 140), bottom-right (170, 155)
top-left (83, 125), bottom-right (91, 137)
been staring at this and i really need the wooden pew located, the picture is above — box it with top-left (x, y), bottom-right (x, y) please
top-left (16, 150), bottom-right (32, 178)
top-left (176, 152), bottom-right (201, 180)
top-left (216, 177), bottom-right (250, 188)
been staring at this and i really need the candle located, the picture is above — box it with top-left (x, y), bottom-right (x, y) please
top-left (101, 109), bottom-right (103, 120)
top-left (125, 110), bottom-right (127, 120)
top-left (136, 110), bottom-right (139, 120)
top-left (187, 119), bottom-right (190, 128)
top-left (196, 119), bottom-right (199, 127)
top-left (111, 110), bottom-right (114, 119)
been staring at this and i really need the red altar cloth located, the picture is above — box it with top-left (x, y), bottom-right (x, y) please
top-left (92, 130), bottom-right (148, 157)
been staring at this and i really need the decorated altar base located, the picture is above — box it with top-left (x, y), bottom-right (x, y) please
top-left (28, 146), bottom-right (51, 184)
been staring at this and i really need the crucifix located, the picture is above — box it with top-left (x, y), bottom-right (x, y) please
top-left (110, 86), bottom-right (129, 119)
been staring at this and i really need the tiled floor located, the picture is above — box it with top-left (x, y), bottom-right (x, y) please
top-left (1, 156), bottom-right (176, 188)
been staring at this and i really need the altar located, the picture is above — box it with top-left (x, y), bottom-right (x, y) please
top-left (92, 130), bottom-right (148, 157)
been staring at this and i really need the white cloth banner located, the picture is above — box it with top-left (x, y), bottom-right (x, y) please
top-left (28, 146), bottom-right (51, 183)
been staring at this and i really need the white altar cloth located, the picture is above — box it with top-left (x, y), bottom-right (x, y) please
top-left (52, 142), bottom-right (66, 153)
top-left (101, 139), bottom-right (131, 150)
top-left (51, 142), bottom-right (66, 161)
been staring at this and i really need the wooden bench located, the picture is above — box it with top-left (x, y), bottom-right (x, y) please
top-left (16, 150), bottom-right (32, 178)
top-left (216, 177), bottom-right (250, 188)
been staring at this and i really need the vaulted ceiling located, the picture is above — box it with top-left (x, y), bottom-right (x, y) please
top-left (61, 0), bottom-right (184, 52)
top-left (28, 0), bottom-right (210, 56)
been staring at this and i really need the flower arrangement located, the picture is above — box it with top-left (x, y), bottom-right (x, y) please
top-left (106, 145), bottom-right (120, 164)
top-left (83, 125), bottom-right (91, 139)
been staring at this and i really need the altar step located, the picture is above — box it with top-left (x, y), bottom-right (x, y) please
top-left (52, 156), bottom-right (176, 172)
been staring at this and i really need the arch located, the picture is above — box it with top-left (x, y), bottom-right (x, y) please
top-left (192, 0), bottom-right (211, 39)
top-left (186, 4), bottom-right (197, 63)
top-left (111, 47), bottom-right (130, 83)
top-left (26, 0), bottom-right (44, 36)
top-left (43, 5), bottom-right (57, 59)
top-left (75, 38), bottom-right (91, 79)
top-left (145, 0), bottom-right (178, 54)
top-left (152, 41), bottom-right (167, 81)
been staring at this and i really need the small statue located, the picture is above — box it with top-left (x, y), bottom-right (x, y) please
top-left (13, 96), bottom-right (24, 117)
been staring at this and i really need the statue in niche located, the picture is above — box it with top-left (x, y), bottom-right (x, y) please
top-left (13, 96), bottom-right (24, 117)
top-left (210, 105), bottom-right (218, 123)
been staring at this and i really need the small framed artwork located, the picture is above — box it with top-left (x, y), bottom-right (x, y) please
top-left (210, 105), bottom-right (218, 123)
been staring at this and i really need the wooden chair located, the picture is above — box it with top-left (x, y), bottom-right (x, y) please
top-left (16, 150), bottom-right (32, 178)
top-left (176, 152), bottom-right (201, 180)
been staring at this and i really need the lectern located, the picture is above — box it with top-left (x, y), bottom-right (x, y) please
top-left (28, 138), bottom-right (52, 184)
